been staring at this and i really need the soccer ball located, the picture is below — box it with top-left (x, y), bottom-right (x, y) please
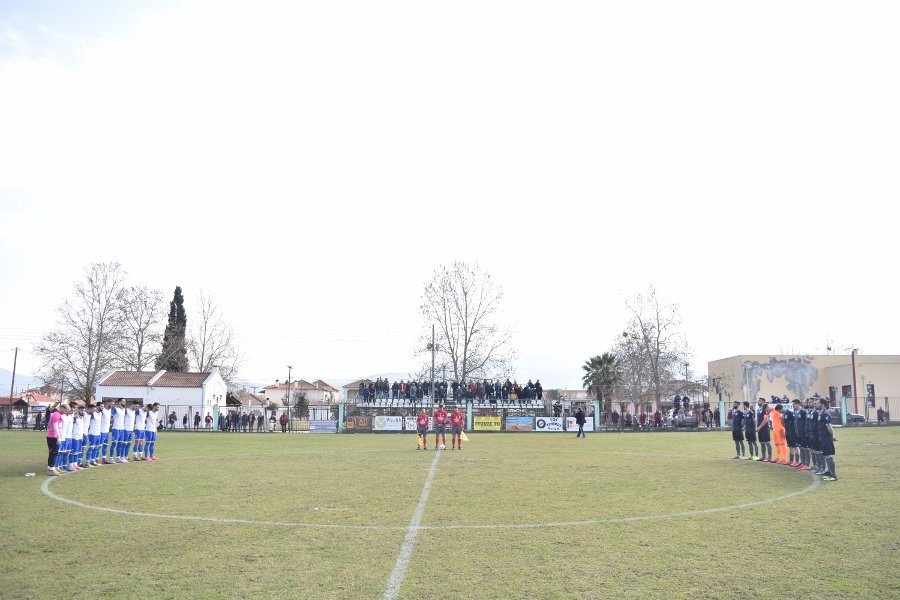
top-left (439, 444), bottom-right (445, 450)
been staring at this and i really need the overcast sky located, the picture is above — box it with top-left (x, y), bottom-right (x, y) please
top-left (1, 1), bottom-right (898, 392)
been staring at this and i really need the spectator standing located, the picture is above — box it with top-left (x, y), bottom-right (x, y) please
top-left (168, 411), bottom-right (176, 430)
top-left (205, 413), bottom-right (213, 429)
top-left (182, 414), bottom-right (188, 430)
top-left (639, 412), bottom-right (646, 429)
top-left (34, 411), bottom-right (43, 431)
top-left (611, 411), bottom-right (619, 428)
top-left (6, 411), bottom-right (12, 429)
top-left (654, 409), bottom-right (662, 428)
top-left (279, 412), bottom-right (288, 433)
top-left (193, 412), bottom-right (201, 430)
top-left (257, 414), bottom-right (264, 432)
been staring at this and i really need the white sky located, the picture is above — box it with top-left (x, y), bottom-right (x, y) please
top-left (1, 1), bottom-right (898, 391)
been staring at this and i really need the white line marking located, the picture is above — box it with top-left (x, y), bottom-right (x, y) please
top-left (383, 449), bottom-right (441, 600)
top-left (40, 468), bottom-right (820, 531)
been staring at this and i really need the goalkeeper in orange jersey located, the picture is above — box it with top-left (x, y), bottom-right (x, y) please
top-left (770, 404), bottom-right (788, 464)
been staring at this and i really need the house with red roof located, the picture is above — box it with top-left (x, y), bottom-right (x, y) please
top-left (95, 368), bottom-right (228, 425)
top-left (262, 378), bottom-right (339, 420)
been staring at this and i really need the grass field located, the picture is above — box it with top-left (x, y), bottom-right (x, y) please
top-left (1, 427), bottom-right (898, 599)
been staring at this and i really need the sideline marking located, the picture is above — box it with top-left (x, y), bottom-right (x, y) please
top-left (383, 449), bottom-right (441, 600)
top-left (40, 467), bottom-right (820, 531)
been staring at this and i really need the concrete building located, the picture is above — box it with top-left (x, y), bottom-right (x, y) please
top-left (262, 379), bottom-right (339, 420)
top-left (95, 368), bottom-right (228, 420)
top-left (707, 354), bottom-right (900, 421)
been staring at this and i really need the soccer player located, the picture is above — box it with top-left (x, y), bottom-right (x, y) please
top-left (99, 400), bottom-right (113, 464)
top-left (450, 406), bottom-right (464, 450)
top-left (433, 403), bottom-right (448, 449)
top-left (110, 398), bottom-right (127, 463)
top-left (808, 399), bottom-right (823, 475)
top-left (802, 398), bottom-right (815, 470)
top-left (730, 401), bottom-right (745, 459)
top-left (145, 403), bottom-right (159, 460)
top-left (133, 402), bottom-right (147, 460)
top-left (79, 404), bottom-right (90, 468)
top-left (784, 400), bottom-right (800, 466)
top-left (755, 399), bottom-right (772, 462)
top-left (416, 409), bottom-right (429, 450)
top-left (743, 401), bottom-right (758, 460)
top-left (54, 404), bottom-right (71, 472)
top-left (85, 403), bottom-right (100, 466)
top-left (770, 404), bottom-right (787, 464)
top-left (817, 397), bottom-right (838, 481)
top-left (121, 400), bottom-right (138, 462)
top-left (46, 403), bottom-right (62, 476)
top-left (70, 405), bottom-right (85, 471)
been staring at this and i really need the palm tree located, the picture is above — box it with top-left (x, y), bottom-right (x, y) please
top-left (582, 353), bottom-right (622, 414)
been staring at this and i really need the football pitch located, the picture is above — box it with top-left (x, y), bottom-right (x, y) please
top-left (1, 428), bottom-right (898, 599)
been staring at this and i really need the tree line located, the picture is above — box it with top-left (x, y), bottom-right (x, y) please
top-left (36, 262), bottom-right (241, 401)
top-left (582, 286), bottom-right (694, 413)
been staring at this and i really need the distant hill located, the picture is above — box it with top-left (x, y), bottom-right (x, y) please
top-left (0, 368), bottom-right (44, 395)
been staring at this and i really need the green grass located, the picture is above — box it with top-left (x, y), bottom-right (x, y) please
top-left (1, 428), bottom-right (898, 599)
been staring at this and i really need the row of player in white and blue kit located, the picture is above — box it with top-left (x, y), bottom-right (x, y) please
top-left (48, 399), bottom-right (161, 475)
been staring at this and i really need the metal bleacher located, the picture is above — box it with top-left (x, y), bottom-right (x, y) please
top-left (351, 392), bottom-right (546, 415)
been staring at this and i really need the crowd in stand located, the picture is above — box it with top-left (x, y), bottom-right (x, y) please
top-left (358, 378), bottom-right (544, 404)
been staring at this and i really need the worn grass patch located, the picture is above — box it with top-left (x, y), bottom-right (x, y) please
top-left (1, 427), bottom-right (898, 599)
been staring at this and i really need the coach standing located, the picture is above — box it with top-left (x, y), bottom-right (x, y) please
top-left (575, 406), bottom-right (586, 438)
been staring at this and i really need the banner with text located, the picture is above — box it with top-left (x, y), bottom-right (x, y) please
top-left (534, 416), bottom-right (564, 432)
top-left (345, 415), bottom-right (373, 432)
top-left (566, 417), bottom-right (594, 432)
top-left (505, 416), bottom-right (534, 431)
top-left (309, 420), bottom-right (337, 433)
top-left (373, 416), bottom-right (404, 431)
top-left (404, 417), bottom-right (431, 432)
top-left (473, 416), bottom-right (501, 431)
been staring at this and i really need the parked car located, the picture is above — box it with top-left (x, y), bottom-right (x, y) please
top-left (828, 407), bottom-right (865, 424)
top-left (672, 411), bottom-right (699, 427)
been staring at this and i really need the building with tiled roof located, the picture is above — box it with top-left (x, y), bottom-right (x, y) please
top-left (96, 368), bottom-right (227, 424)
top-left (262, 377), bottom-right (339, 420)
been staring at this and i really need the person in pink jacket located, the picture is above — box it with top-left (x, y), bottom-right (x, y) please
top-left (46, 404), bottom-right (63, 476)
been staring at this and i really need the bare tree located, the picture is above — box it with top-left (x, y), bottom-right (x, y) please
top-left (612, 328), bottom-right (653, 410)
top-left (419, 262), bottom-right (515, 383)
top-left (35, 262), bottom-right (127, 401)
top-left (187, 290), bottom-right (241, 385)
top-left (114, 285), bottom-right (164, 371)
top-left (619, 286), bottom-right (689, 406)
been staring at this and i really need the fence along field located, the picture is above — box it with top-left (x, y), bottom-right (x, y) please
top-left (1, 426), bottom-right (898, 599)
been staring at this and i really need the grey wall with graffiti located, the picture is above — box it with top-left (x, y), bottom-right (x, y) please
top-left (741, 356), bottom-right (818, 402)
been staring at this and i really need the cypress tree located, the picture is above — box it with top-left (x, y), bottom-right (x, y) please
top-left (155, 286), bottom-right (189, 372)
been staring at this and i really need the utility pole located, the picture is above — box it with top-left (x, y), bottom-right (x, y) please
top-left (851, 349), bottom-right (859, 414)
top-left (287, 365), bottom-right (293, 429)
top-left (8, 347), bottom-right (17, 406)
